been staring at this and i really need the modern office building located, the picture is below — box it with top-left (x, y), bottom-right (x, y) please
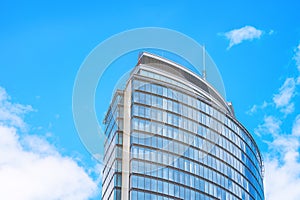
top-left (102, 52), bottom-right (264, 200)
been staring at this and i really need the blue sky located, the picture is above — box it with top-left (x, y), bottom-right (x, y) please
top-left (0, 1), bottom-right (300, 199)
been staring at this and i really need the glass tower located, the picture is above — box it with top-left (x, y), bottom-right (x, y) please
top-left (102, 52), bottom-right (264, 200)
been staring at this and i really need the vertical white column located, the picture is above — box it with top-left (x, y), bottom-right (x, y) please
top-left (121, 81), bottom-right (131, 200)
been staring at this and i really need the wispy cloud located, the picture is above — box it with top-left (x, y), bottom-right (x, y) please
top-left (268, 30), bottom-right (275, 35)
top-left (0, 86), bottom-right (99, 200)
top-left (224, 25), bottom-right (263, 49)
top-left (293, 44), bottom-right (300, 85)
top-left (247, 101), bottom-right (269, 115)
top-left (294, 44), bottom-right (300, 72)
top-left (255, 115), bottom-right (281, 136)
top-left (251, 42), bottom-right (300, 200)
top-left (273, 78), bottom-right (296, 115)
top-left (292, 115), bottom-right (300, 136)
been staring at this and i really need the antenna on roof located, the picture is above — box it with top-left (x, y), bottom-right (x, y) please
top-left (202, 45), bottom-right (206, 80)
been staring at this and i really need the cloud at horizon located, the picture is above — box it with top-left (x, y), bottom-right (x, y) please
top-left (0, 87), bottom-right (99, 200)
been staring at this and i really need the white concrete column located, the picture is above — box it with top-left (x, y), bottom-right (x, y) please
top-left (121, 81), bottom-right (131, 200)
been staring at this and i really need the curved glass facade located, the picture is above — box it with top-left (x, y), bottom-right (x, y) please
top-left (102, 52), bottom-right (264, 200)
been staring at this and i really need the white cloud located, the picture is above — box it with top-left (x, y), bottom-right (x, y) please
top-left (294, 44), bottom-right (300, 86)
top-left (0, 86), bottom-right (99, 200)
top-left (264, 119), bottom-right (300, 200)
top-left (268, 30), bottom-right (275, 35)
top-left (224, 25), bottom-right (263, 49)
top-left (249, 42), bottom-right (300, 200)
top-left (294, 44), bottom-right (300, 72)
top-left (247, 101), bottom-right (269, 115)
top-left (280, 102), bottom-right (295, 115)
top-left (249, 43), bottom-right (300, 117)
top-left (265, 156), bottom-right (300, 200)
top-left (292, 115), bottom-right (300, 136)
top-left (0, 87), bottom-right (33, 130)
top-left (262, 101), bottom-right (269, 108)
top-left (248, 104), bottom-right (258, 114)
top-left (255, 115), bottom-right (281, 136)
top-left (273, 78), bottom-right (296, 114)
